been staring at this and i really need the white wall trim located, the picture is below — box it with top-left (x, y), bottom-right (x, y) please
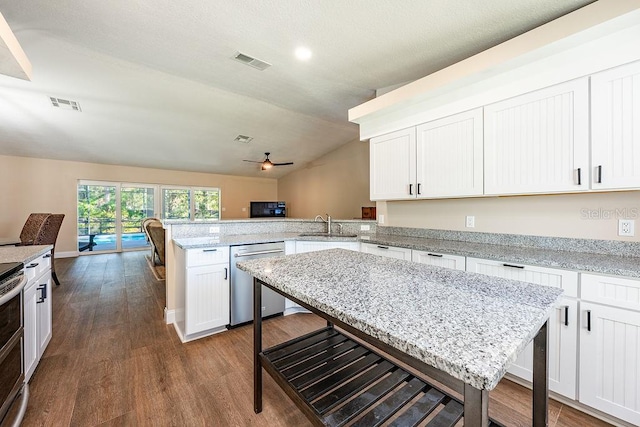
top-left (56, 251), bottom-right (78, 259)
top-left (164, 307), bottom-right (175, 324)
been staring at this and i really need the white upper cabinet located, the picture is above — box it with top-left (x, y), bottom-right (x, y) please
top-left (416, 108), bottom-right (483, 198)
top-left (370, 128), bottom-right (416, 200)
top-left (483, 78), bottom-right (589, 195)
top-left (591, 60), bottom-right (640, 190)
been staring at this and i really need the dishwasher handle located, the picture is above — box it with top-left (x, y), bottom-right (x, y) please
top-left (234, 249), bottom-right (284, 257)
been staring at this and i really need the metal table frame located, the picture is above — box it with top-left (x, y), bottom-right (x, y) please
top-left (253, 278), bottom-right (549, 426)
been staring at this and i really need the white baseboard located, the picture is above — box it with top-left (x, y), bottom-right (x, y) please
top-left (164, 308), bottom-right (175, 324)
top-left (56, 251), bottom-right (78, 258)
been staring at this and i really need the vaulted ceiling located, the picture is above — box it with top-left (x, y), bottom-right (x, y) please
top-left (0, 0), bottom-right (593, 178)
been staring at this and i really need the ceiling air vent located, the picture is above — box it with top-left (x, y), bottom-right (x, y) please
top-left (234, 135), bottom-right (253, 144)
top-left (232, 51), bottom-right (271, 71)
top-left (50, 97), bottom-right (81, 111)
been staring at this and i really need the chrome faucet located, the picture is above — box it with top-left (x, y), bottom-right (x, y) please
top-left (314, 214), bottom-right (332, 234)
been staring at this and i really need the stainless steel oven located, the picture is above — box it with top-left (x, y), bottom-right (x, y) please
top-left (0, 262), bottom-right (28, 427)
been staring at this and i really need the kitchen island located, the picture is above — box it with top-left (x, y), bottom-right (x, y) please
top-left (238, 249), bottom-right (563, 426)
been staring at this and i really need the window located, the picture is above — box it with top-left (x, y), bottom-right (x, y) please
top-left (161, 187), bottom-right (220, 221)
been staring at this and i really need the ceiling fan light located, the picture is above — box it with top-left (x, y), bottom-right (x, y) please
top-left (262, 161), bottom-right (273, 170)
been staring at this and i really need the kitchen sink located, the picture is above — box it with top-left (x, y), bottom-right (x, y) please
top-left (298, 232), bottom-right (358, 238)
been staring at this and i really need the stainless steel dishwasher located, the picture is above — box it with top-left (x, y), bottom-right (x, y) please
top-left (229, 242), bottom-right (286, 326)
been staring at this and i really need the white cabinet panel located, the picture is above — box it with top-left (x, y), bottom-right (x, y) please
top-left (484, 78), bottom-right (589, 195)
top-left (36, 271), bottom-right (52, 357)
top-left (411, 250), bottom-right (465, 271)
top-left (360, 243), bottom-right (411, 260)
top-left (370, 128), bottom-right (416, 200)
top-left (581, 273), bottom-right (640, 312)
top-left (295, 241), bottom-right (360, 254)
top-left (23, 254), bottom-right (53, 383)
top-left (416, 108), bottom-right (483, 198)
top-left (23, 279), bottom-right (38, 382)
top-left (186, 246), bottom-right (230, 267)
top-left (591, 60), bottom-right (640, 190)
top-left (580, 302), bottom-right (640, 425)
top-left (466, 258), bottom-right (578, 297)
top-left (466, 257), bottom-right (578, 399)
top-left (185, 264), bottom-right (230, 335)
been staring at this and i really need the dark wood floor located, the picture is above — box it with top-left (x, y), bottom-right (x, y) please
top-left (22, 251), bottom-right (613, 426)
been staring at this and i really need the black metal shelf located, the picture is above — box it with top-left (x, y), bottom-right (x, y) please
top-left (261, 327), bottom-right (504, 427)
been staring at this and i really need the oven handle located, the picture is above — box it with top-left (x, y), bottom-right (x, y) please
top-left (5, 383), bottom-right (29, 427)
top-left (234, 249), bottom-right (284, 257)
top-left (0, 276), bottom-right (27, 306)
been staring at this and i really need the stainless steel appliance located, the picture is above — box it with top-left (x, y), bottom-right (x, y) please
top-left (0, 262), bottom-right (28, 427)
top-left (249, 201), bottom-right (286, 218)
top-left (230, 242), bottom-right (285, 326)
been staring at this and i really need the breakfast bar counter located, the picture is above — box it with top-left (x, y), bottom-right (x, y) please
top-left (238, 249), bottom-right (563, 426)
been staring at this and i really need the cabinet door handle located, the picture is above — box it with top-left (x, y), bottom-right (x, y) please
top-left (597, 165), bottom-right (602, 184)
top-left (409, 184), bottom-right (413, 195)
top-left (417, 183), bottom-right (421, 195)
top-left (224, 267), bottom-right (228, 280)
top-left (577, 168), bottom-right (581, 185)
top-left (203, 248), bottom-right (218, 252)
top-left (27, 263), bottom-right (38, 268)
top-left (564, 305), bottom-right (569, 326)
top-left (502, 263), bottom-right (524, 269)
top-left (586, 310), bottom-right (591, 331)
top-left (36, 284), bottom-right (46, 303)
top-left (43, 254), bottom-right (51, 258)
top-left (377, 245), bottom-right (389, 250)
top-left (427, 253), bottom-right (443, 258)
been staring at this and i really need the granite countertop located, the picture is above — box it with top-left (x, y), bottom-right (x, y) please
top-left (174, 231), bottom-right (640, 278)
top-left (173, 232), bottom-right (361, 249)
top-left (0, 245), bottom-right (53, 264)
top-left (237, 249), bottom-right (563, 391)
top-left (362, 234), bottom-right (640, 278)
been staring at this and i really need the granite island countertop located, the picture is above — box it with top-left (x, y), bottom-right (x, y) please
top-left (0, 245), bottom-right (53, 264)
top-left (238, 249), bottom-right (563, 391)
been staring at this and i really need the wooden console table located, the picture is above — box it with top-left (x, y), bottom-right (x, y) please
top-left (239, 249), bottom-right (562, 426)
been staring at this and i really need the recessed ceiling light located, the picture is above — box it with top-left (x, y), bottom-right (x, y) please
top-left (294, 47), bottom-right (312, 61)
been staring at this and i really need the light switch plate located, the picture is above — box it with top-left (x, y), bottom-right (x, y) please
top-left (379, 214), bottom-right (385, 224)
top-left (209, 226), bottom-right (220, 234)
top-left (619, 219), bottom-right (635, 236)
top-left (360, 224), bottom-right (370, 231)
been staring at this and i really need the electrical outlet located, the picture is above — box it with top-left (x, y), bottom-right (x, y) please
top-left (466, 216), bottom-right (475, 228)
top-left (618, 219), bottom-right (635, 236)
top-left (360, 224), bottom-right (370, 231)
top-left (241, 207), bottom-right (246, 212)
top-left (209, 226), bottom-right (220, 234)
top-left (379, 214), bottom-right (384, 224)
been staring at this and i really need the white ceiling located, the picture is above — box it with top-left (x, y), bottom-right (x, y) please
top-left (0, 0), bottom-right (594, 178)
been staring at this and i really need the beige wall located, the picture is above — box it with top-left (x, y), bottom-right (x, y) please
top-left (0, 155), bottom-right (277, 253)
top-left (377, 191), bottom-right (640, 242)
top-left (277, 139), bottom-right (374, 220)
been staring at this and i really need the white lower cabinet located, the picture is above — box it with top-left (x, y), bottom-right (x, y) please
top-left (185, 264), bottom-right (229, 335)
top-left (24, 252), bottom-right (53, 383)
top-left (174, 246), bottom-right (230, 341)
top-left (411, 250), bottom-right (465, 270)
top-left (579, 274), bottom-right (640, 425)
top-left (360, 243), bottom-right (411, 260)
top-left (466, 257), bottom-right (578, 399)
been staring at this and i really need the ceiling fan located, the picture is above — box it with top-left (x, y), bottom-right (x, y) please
top-left (243, 152), bottom-right (294, 171)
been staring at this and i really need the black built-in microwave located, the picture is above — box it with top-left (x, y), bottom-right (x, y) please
top-left (250, 201), bottom-right (286, 218)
